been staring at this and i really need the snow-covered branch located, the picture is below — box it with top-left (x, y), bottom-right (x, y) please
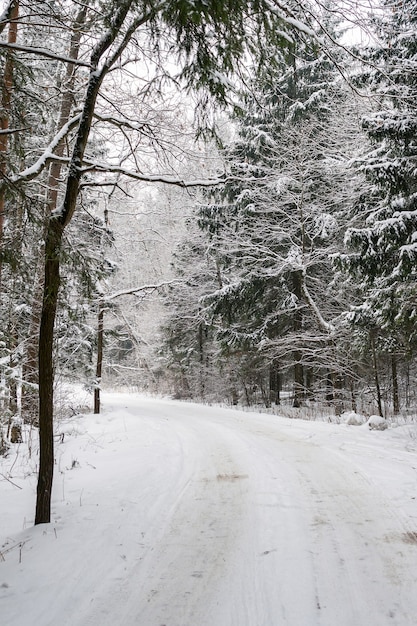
top-left (0, 127), bottom-right (27, 135)
top-left (80, 160), bottom-right (226, 188)
top-left (6, 115), bottom-right (81, 187)
top-left (80, 159), bottom-right (273, 188)
top-left (92, 113), bottom-right (149, 132)
top-left (263, 0), bottom-right (315, 37)
top-left (105, 280), bottom-right (183, 301)
top-left (0, 42), bottom-right (92, 67)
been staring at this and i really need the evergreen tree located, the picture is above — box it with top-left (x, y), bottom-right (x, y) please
top-left (159, 221), bottom-right (220, 400)
top-left (341, 0), bottom-right (417, 413)
top-left (198, 31), bottom-right (358, 409)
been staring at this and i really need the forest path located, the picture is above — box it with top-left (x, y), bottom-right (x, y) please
top-left (2, 394), bottom-right (417, 625)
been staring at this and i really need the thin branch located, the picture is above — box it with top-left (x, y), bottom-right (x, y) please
top-left (0, 472), bottom-right (22, 489)
top-left (0, 126), bottom-right (28, 135)
top-left (80, 159), bottom-right (270, 188)
top-left (92, 112), bottom-right (149, 132)
top-left (105, 280), bottom-right (183, 301)
top-left (0, 42), bottom-right (92, 67)
top-left (80, 159), bottom-right (226, 187)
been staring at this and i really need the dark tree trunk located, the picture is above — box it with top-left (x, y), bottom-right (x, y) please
top-left (350, 378), bottom-right (357, 413)
top-left (405, 360), bottom-right (410, 408)
top-left (269, 362), bottom-right (281, 405)
top-left (94, 305), bottom-right (104, 414)
top-left (0, 0), bottom-right (19, 267)
top-left (305, 367), bottom-right (314, 400)
top-left (198, 321), bottom-right (205, 399)
top-left (35, 221), bottom-right (63, 525)
top-left (293, 360), bottom-right (304, 408)
top-left (391, 353), bottom-right (399, 415)
top-left (325, 369), bottom-right (334, 403)
top-left (370, 331), bottom-right (383, 418)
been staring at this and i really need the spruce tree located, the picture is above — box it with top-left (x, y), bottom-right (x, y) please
top-left (341, 0), bottom-right (417, 413)
top-left (198, 31), bottom-right (357, 409)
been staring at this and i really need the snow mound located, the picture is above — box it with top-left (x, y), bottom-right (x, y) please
top-left (367, 415), bottom-right (388, 431)
top-left (342, 411), bottom-right (365, 426)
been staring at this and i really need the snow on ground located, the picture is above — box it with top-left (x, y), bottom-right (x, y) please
top-left (1, 392), bottom-right (417, 626)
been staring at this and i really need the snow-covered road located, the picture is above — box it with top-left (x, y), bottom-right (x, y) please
top-left (1, 394), bottom-right (417, 625)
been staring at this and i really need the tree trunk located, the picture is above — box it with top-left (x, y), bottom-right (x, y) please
top-left (332, 371), bottom-right (344, 417)
top-left (292, 270), bottom-right (304, 408)
top-left (198, 321), bottom-right (205, 399)
top-left (325, 369), bottom-right (333, 403)
top-left (350, 377), bottom-right (357, 413)
top-left (391, 353), bottom-right (399, 415)
top-left (0, 0), bottom-right (19, 269)
top-left (370, 331), bottom-right (383, 418)
top-left (405, 359), bottom-right (410, 408)
top-left (269, 362), bottom-right (281, 405)
top-left (94, 304), bottom-right (104, 414)
top-left (1, 3), bottom-right (23, 422)
top-left (305, 367), bottom-right (314, 400)
top-left (260, 376), bottom-right (271, 408)
top-left (35, 220), bottom-right (63, 525)
top-left (35, 1), bottom-right (137, 524)
top-left (293, 359), bottom-right (304, 408)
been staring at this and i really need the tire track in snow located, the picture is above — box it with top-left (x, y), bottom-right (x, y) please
top-left (123, 426), bottom-right (252, 626)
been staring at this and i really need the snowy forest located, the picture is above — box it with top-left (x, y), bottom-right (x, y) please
top-left (0, 0), bottom-right (416, 525)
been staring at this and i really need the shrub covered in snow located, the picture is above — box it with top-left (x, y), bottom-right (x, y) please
top-left (343, 411), bottom-right (366, 426)
top-left (367, 415), bottom-right (388, 431)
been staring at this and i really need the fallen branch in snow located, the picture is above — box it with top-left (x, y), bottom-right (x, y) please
top-left (0, 471), bottom-right (22, 489)
top-left (0, 539), bottom-right (28, 562)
